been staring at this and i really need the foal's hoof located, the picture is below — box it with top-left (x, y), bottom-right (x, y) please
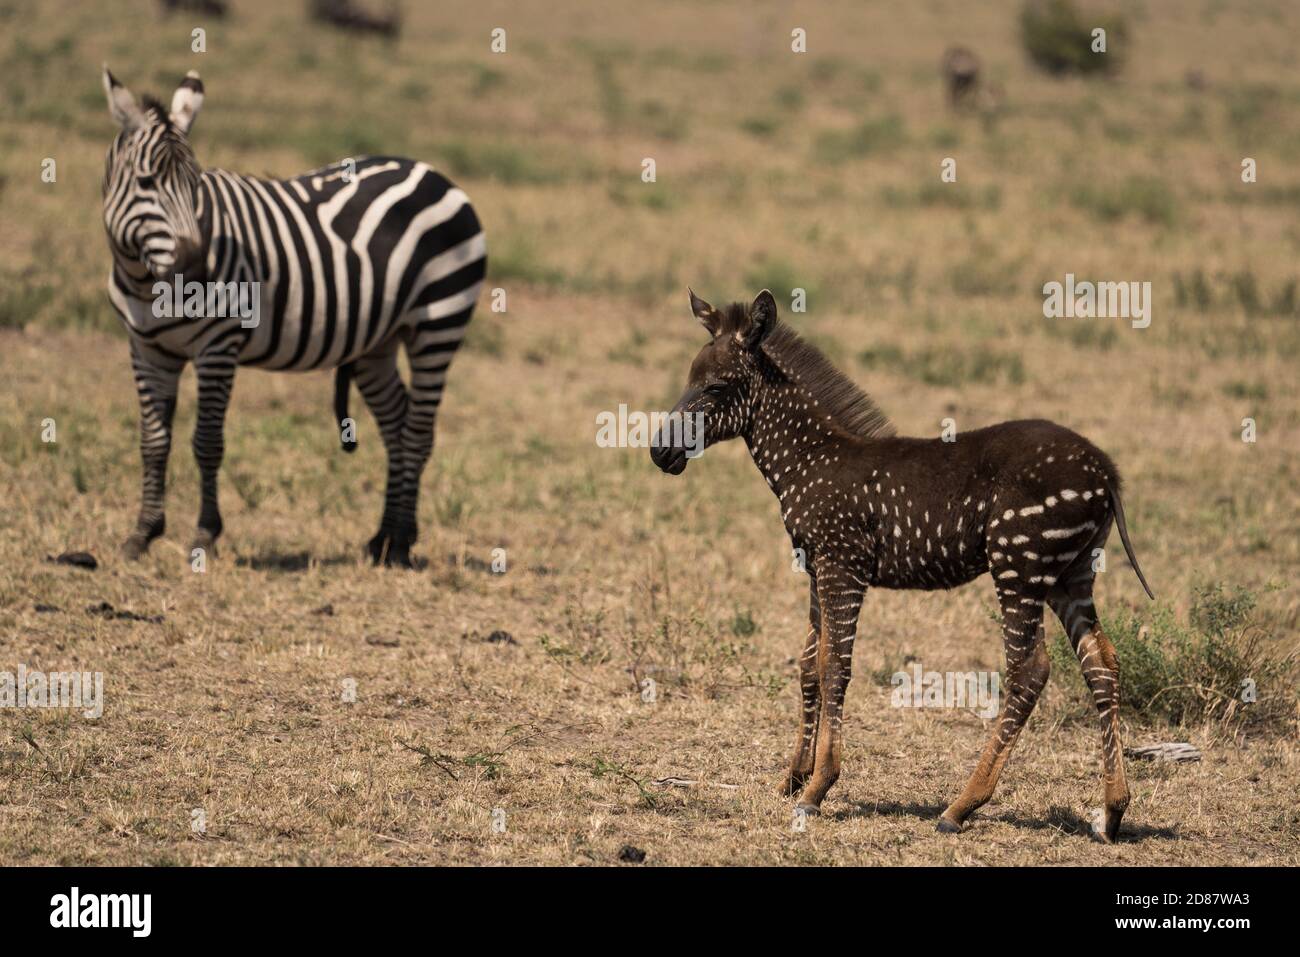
top-left (936, 817), bottom-right (963, 834)
top-left (795, 803), bottom-right (821, 818)
top-left (1088, 808), bottom-right (1123, 844)
top-left (779, 772), bottom-right (809, 797)
top-left (121, 536), bottom-right (151, 561)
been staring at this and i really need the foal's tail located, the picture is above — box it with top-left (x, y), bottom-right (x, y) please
top-left (1106, 482), bottom-right (1154, 600)
top-left (334, 362), bottom-right (357, 453)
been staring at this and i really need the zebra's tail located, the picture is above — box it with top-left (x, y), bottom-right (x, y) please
top-left (1106, 482), bottom-right (1154, 600)
top-left (335, 362), bottom-right (357, 453)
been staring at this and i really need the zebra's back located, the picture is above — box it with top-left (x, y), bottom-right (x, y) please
top-left (114, 156), bottom-right (486, 369)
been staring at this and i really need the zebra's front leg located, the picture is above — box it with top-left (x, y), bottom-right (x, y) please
top-left (781, 574), bottom-right (821, 796)
top-left (795, 565), bottom-right (865, 815)
top-left (122, 341), bottom-right (183, 560)
top-left (189, 351), bottom-right (237, 558)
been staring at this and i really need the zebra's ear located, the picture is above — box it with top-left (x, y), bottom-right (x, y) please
top-left (741, 289), bottom-right (778, 349)
top-left (103, 65), bottom-right (145, 131)
top-left (688, 288), bottom-right (722, 337)
top-left (170, 70), bottom-right (204, 135)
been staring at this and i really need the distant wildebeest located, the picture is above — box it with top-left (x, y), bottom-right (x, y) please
top-left (309, 0), bottom-right (401, 38)
top-left (650, 290), bottom-right (1154, 842)
top-left (101, 68), bottom-right (486, 566)
top-left (159, 0), bottom-right (229, 17)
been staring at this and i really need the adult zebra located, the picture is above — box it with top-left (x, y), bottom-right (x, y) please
top-left (102, 68), bottom-right (486, 567)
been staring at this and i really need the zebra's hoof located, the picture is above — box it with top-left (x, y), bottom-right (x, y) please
top-left (795, 803), bottom-right (821, 818)
top-left (368, 530), bottom-right (415, 568)
top-left (936, 817), bottom-right (963, 834)
top-left (189, 533), bottom-right (219, 559)
top-left (384, 549), bottom-right (414, 569)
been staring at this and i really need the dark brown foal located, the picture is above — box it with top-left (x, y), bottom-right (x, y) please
top-left (651, 289), bottom-right (1153, 842)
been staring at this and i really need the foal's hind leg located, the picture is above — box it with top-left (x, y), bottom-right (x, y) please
top-left (781, 576), bottom-right (821, 796)
top-left (939, 586), bottom-right (1049, 832)
top-left (1048, 555), bottom-right (1130, 843)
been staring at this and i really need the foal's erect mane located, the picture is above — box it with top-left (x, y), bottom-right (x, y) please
top-left (760, 321), bottom-right (896, 441)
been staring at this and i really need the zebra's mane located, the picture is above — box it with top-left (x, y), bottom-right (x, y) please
top-left (759, 320), bottom-right (896, 441)
top-left (140, 95), bottom-right (171, 126)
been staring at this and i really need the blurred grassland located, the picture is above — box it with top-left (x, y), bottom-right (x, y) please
top-left (0, 0), bottom-right (1296, 864)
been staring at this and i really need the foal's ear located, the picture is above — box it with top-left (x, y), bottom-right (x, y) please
top-left (688, 287), bottom-right (722, 337)
top-left (169, 70), bottom-right (204, 135)
top-left (742, 289), bottom-right (778, 349)
top-left (103, 65), bottom-right (145, 130)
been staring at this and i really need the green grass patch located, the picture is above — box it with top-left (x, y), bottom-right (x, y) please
top-left (813, 114), bottom-right (906, 164)
top-left (858, 343), bottom-right (1025, 387)
top-left (1069, 175), bottom-right (1179, 227)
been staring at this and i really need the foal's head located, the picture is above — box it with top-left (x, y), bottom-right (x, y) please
top-left (650, 288), bottom-right (777, 475)
top-left (101, 66), bottom-right (207, 280)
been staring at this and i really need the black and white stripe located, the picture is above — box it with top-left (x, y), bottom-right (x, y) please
top-left (102, 68), bottom-right (486, 565)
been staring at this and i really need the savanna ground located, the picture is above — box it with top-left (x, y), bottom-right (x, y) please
top-left (0, 0), bottom-right (1297, 865)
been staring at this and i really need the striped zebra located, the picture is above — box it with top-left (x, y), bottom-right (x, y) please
top-left (102, 68), bottom-right (486, 567)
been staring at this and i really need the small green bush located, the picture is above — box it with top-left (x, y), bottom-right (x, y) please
top-left (1020, 0), bottom-right (1128, 76)
top-left (1049, 583), bottom-right (1297, 732)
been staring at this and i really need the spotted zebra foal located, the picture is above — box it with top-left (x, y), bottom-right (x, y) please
top-left (650, 290), bottom-right (1154, 842)
top-left (101, 68), bottom-right (485, 566)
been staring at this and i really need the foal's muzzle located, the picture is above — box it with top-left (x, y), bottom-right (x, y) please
top-left (650, 388), bottom-right (702, 476)
top-left (650, 439), bottom-right (688, 475)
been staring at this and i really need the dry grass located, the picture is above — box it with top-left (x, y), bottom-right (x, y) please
top-left (0, 0), bottom-right (1297, 865)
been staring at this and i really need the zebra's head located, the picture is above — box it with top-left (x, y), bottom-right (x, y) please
top-left (102, 66), bottom-right (206, 281)
top-left (650, 289), bottom-right (777, 475)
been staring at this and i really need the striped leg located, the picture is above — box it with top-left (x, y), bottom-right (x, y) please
top-left (387, 307), bottom-right (473, 566)
top-left (352, 346), bottom-right (411, 566)
top-left (122, 340), bottom-right (184, 559)
top-left (190, 349), bottom-right (238, 556)
top-left (795, 565), bottom-right (865, 813)
top-left (781, 574), bottom-right (821, 796)
top-left (939, 587), bottom-right (1049, 832)
top-left (1048, 561), bottom-right (1130, 843)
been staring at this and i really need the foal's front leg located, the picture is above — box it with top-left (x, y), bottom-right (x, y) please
top-left (781, 574), bottom-right (821, 796)
top-left (795, 564), bottom-right (865, 814)
top-left (190, 349), bottom-right (238, 557)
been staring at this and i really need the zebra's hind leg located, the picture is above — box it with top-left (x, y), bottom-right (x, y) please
top-left (386, 307), bottom-right (474, 567)
top-left (122, 340), bottom-right (183, 560)
top-left (352, 346), bottom-right (412, 566)
top-left (188, 349), bottom-right (238, 559)
top-left (1048, 550), bottom-right (1130, 844)
top-left (939, 586), bottom-right (1049, 833)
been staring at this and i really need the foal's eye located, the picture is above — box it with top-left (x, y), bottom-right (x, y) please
top-left (704, 383), bottom-right (727, 397)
